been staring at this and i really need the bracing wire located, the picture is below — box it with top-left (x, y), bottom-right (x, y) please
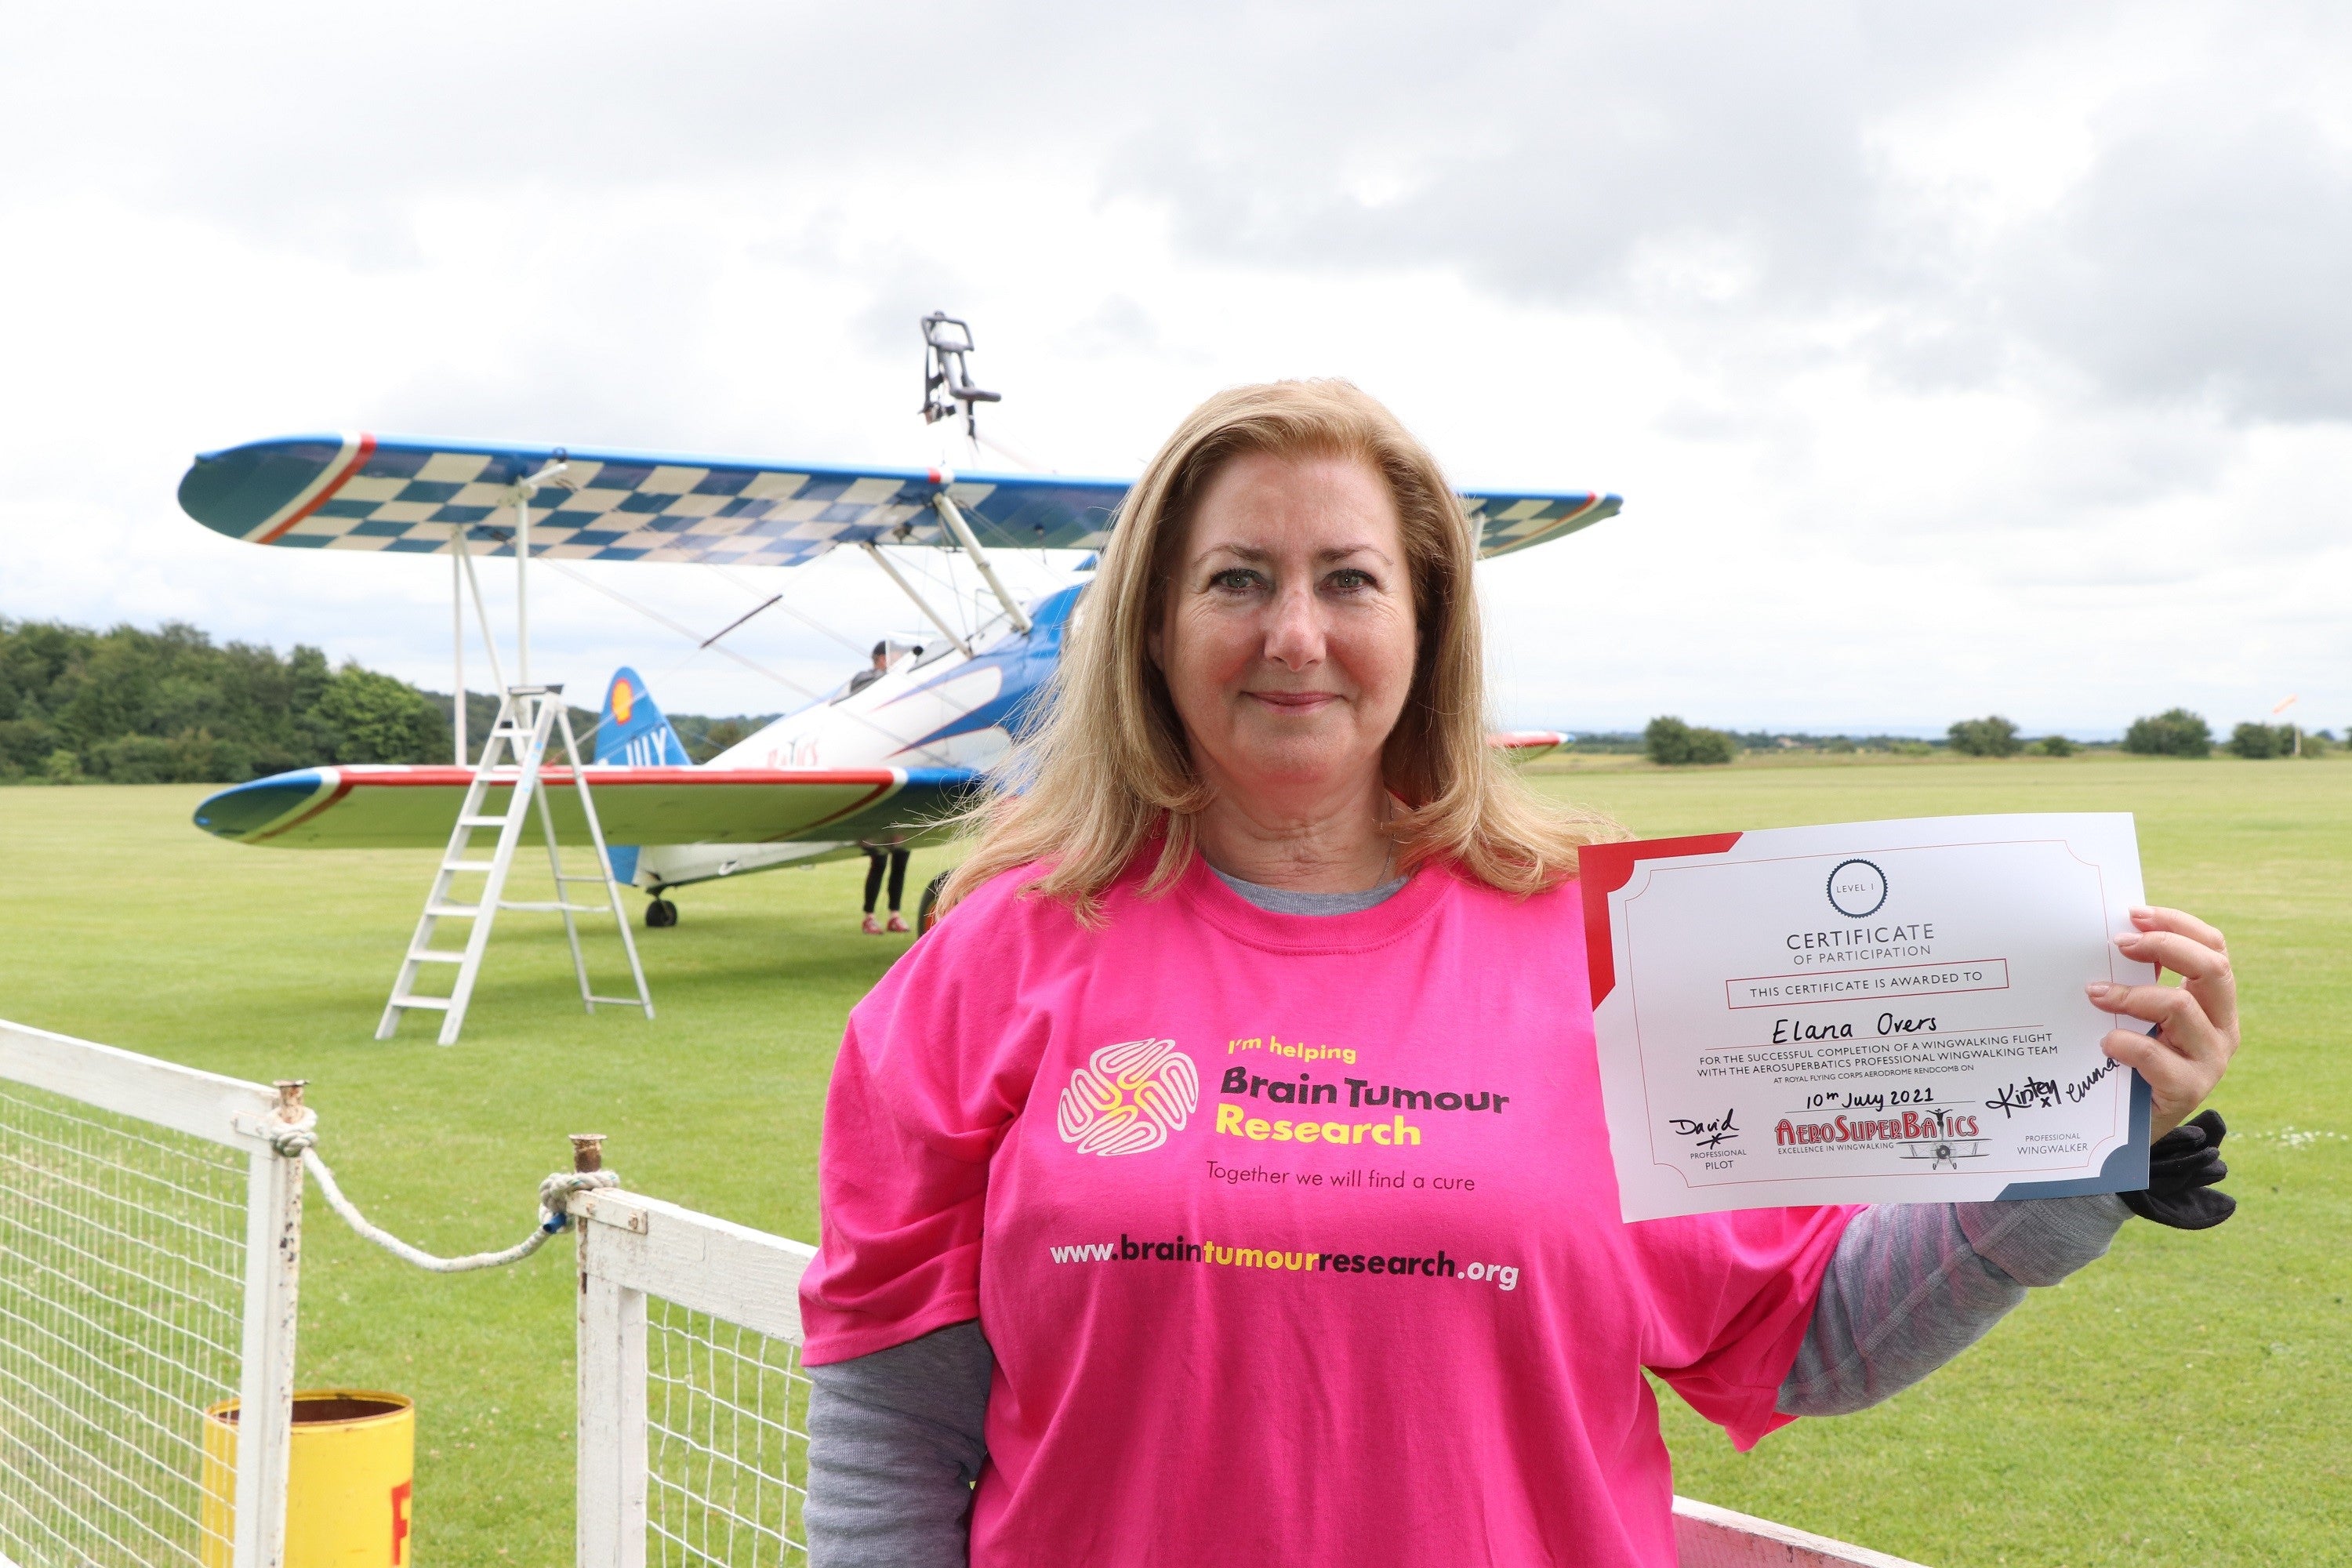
top-left (528, 554), bottom-right (960, 767)
top-left (700, 561), bottom-right (871, 657)
top-left (699, 593), bottom-right (782, 650)
top-left (974, 427), bottom-right (1054, 474)
top-left (532, 556), bottom-right (823, 702)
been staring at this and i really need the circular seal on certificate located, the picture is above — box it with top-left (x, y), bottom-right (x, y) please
top-left (1826, 858), bottom-right (1888, 917)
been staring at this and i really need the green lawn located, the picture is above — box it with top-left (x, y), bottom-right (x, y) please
top-left (1, 757), bottom-right (2343, 1566)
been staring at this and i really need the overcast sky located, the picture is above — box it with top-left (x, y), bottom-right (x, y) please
top-left (4, 2), bottom-right (2347, 736)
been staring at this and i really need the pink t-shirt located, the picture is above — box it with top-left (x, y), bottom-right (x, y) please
top-left (800, 853), bottom-right (1855, 1566)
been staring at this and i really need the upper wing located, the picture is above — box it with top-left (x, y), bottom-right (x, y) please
top-left (176, 434), bottom-right (1130, 568)
top-left (1460, 490), bottom-right (1621, 558)
top-left (178, 433), bottom-right (1619, 566)
top-left (193, 764), bottom-right (981, 848)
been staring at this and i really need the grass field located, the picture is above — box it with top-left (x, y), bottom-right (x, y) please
top-left (1, 755), bottom-right (2344, 1566)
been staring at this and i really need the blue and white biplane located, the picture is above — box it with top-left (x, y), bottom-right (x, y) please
top-left (179, 330), bottom-right (1619, 928)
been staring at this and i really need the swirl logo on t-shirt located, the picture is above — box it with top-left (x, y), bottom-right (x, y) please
top-left (1058, 1038), bottom-right (1201, 1156)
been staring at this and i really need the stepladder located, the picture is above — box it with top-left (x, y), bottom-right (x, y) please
top-left (378, 684), bottom-right (655, 1045)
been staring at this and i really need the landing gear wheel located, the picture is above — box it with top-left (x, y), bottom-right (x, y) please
top-left (916, 871), bottom-right (953, 936)
top-left (645, 896), bottom-right (678, 929)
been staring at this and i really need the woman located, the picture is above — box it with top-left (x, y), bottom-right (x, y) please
top-left (797, 381), bottom-right (2240, 1566)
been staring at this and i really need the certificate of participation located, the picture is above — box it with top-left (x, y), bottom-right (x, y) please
top-left (1579, 815), bottom-right (2155, 1221)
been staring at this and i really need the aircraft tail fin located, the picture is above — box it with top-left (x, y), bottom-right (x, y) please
top-left (595, 667), bottom-right (691, 768)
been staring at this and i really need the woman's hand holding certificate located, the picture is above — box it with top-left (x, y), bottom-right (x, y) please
top-left (2092, 905), bottom-right (2240, 1142)
top-left (1578, 814), bottom-right (2240, 1221)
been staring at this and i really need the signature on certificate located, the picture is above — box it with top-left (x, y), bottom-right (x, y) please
top-left (1986, 1058), bottom-right (2123, 1119)
top-left (1668, 1109), bottom-right (1740, 1149)
top-left (1984, 1076), bottom-right (2061, 1117)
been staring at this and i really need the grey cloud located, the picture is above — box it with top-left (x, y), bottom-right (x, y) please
top-left (15, 5), bottom-right (2352, 452)
top-left (1999, 114), bottom-right (2352, 423)
top-left (1096, 4), bottom-right (2122, 310)
top-left (0, 2), bottom-right (1146, 241)
top-left (14, 0), bottom-right (2239, 434)
top-left (1081, 2), bottom-right (2352, 431)
top-left (2018, 412), bottom-right (2237, 510)
top-left (1105, 7), bottom-right (1884, 313)
top-left (1054, 296), bottom-right (1161, 358)
top-left (1849, 319), bottom-right (2018, 398)
top-left (0, 2), bottom-right (2046, 301)
top-left (851, 259), bottom-right (981, 357)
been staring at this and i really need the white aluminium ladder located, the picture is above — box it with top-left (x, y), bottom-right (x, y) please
top-left (378, 684), bottom-right (655, 1045)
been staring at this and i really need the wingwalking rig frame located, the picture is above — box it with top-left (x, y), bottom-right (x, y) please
top-left (920, 310), bottom-right (1001, 437)
top-left (909, 311), bottom-right (1031, 633)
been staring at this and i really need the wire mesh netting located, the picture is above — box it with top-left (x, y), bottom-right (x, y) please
top-left (645, 1297), bottom-right (810, 1567)
top-left (0, 1079), bottom-right (250, 1568)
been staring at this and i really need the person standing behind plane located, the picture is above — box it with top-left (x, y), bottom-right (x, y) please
top-left (860, 844), bottom-right (909, 935)
top-left (796, 381), bottom-right (2241, 1566)
top-left (848, 643), bottom-right (912, 933)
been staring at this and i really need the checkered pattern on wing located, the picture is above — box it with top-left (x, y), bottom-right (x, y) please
top-left (1465, 491), bottom-right (1621, 560)
top-left (274, 447), bottom-right (964, 566)
top-left (252, 438), bottom-right (1602, 564)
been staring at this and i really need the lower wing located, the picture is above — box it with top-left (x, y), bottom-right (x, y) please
top-left (193, 765), bottom-right (981, 848)
top-left (1490, 730), bottom-right (1567, 763)
top-left (197, 731), bottom-right (1560, 849)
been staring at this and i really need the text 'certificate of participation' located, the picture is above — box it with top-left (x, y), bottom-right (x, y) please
top-left (1578, 815), bottom-right (2156, 1221)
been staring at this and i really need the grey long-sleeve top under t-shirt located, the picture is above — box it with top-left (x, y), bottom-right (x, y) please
top-left (802, 869), bottom-right (2136, 1567)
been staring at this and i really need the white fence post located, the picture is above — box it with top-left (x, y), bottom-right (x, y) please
top-left (230, 1109), bottom-right (304, 1568)
top-left (0, 1018), bottom-right (299, 1568)
top-left (576, 1179), bottom-right (648, 1568)
top-left (570, 1185), bottom-right (816, 1564)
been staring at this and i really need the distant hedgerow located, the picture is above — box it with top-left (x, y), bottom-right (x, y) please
top-left (1947, 715), bottom-right (2022, 757)
top-left (2122, 708), bottom-right (2212, 757)
top-left (2228, 722), bottom-right (2300, 760)
top-left (1646, 716), bottom-right (1739, 766)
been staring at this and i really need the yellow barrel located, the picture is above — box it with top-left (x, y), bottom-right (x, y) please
top-left (202, 1390), bottom-right (416, 1566)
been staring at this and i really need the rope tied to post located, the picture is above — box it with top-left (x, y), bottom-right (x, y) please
top-left (264, 1084), bottom-right (619, 1275)
top-left (267, 1109), bottom-right (318, 1158)
top-left (539, 1169), bottom-right (622, 1232)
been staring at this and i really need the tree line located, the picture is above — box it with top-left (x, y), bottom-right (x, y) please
top-left (0, 618), bottom-right (770, 783)
top-left (2, 615), bottom-right (2325, 779)
top-left (1951, 709), bottom-right (2330, 760)
top-left (1640, 710), bottom-right (2336, 767)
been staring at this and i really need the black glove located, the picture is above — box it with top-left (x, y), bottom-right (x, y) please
top-left (2120, 1108), bottom-right (2234, 1230)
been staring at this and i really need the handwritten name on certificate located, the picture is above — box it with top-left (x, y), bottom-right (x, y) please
top-left (1577, 815), bottom-right (2157, 1221)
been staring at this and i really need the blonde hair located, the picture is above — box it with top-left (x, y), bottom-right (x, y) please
top-left (939, 379), bottom-right (1615, 923)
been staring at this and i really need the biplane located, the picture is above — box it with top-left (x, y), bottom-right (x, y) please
top-left (180, 317), bottom-right (1619, 931)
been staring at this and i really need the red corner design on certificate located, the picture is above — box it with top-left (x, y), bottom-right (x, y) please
top-left (1577, 834), bottom-right (1742, 1007)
